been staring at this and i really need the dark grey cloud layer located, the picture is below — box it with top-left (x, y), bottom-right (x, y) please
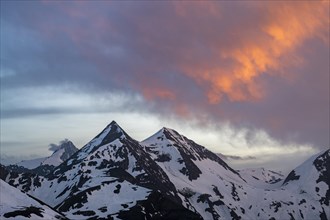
top-left (1, 1), bottom-right (329, 149)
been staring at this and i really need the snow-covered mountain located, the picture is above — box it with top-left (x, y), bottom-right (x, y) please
top-left (1, 121), bottom-right (329, 220)
top-left (5, 140), bottom-right (78, 176)
top-left (16, 140), bottom-right (78, 169)
top-left (140, 127), bottom-right (249, 219)
top-left (141, 127), bottom-right (244, 183)
top-left (2, 121), bottom-right (200, 219)
top-left (0, 179), bottom-right (66, 219)
top-left (141, 128), bottom-right (329, 219)
top-left (282, 149), bottom-right (329, 218)
top-left (42, 140), bottom-right (78, 166)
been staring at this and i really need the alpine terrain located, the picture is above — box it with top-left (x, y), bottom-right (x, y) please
top-left (6, 140), bottom-right (78, 176)
top-left (0, 121), bottom-right (329, 220)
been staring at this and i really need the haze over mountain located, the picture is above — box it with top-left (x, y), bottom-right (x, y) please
top-left (1, 121), bottom-right (328, 220)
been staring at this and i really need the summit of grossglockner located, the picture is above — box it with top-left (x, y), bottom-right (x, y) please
top-left (1, 121), bottom-right (329, 220)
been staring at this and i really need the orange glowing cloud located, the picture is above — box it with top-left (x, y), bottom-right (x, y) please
top-left (142, 87), bottom-right (175, 101)
top-left (178, 1), bottom-right (329, 104)
top-left (36, 1), bottom-right (328, 108)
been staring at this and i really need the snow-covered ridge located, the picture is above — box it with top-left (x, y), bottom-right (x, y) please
top-left (0, 179), bottom-right (66, 219)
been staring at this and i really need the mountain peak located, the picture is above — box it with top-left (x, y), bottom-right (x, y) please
top-left (54, 139), bottom-right (75, 150)
top-left (68, 121), bottom-right (131, 163)
top-left (161, 126), bottom-right (172, 131)
top-left (161, 127), bottom-right (181, 138)
top-left (41, 140), bottom-right (78, 167)
top-left (161, 126), bottom-right (178, 132)
top-left (94, 121), bottom-right (127, 142)
top-left (54, 140), bottom-right (78, 161)
top-left (142, 127), bottom-right (181, 144)
top-left (109, 120), bottom-right (118, 126)
top-left (104, 120), bottom-right (126, 135)
top-left (161, 127), bottom-right (181, 135)
top-left (142, 126), bottom-right (244, 182)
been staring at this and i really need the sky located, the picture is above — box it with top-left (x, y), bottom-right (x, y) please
top-left (1, 1), bottom-right (329, 172)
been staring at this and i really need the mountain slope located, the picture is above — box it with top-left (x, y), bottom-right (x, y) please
top-left (282, 149), bottom-right (329, 219)
top-left (1, 122), bottom-right (328, 220)
top-left (141, 128), bottom-right (329, 220)
top-left (238, 168), bottom-right (284, 189)
top-left (141, 127), bottom-right (250, 219)
top-left (0, 179), bottom-right (66, 219)
top-left (16, 121), bottom-right (201, 219)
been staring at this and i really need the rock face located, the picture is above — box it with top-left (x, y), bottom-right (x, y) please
top-left (0, 121), bottom-right (329, 220)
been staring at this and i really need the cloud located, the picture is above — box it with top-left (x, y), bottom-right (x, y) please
top-left (176, 1), bottom-right (328, 104)
top-left (48, 139), bottom-right (70, 152)
top-left (48, 143), bottom-right (60, 152)
top-left (1, 1), bottom-right (329, 150)
top-left (0, 85), bottom-right (146, 119)
top-left (217, 153), bottom-right (256, 161)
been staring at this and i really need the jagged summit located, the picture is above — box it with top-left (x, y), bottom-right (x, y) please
top-left (106, 120), bottom-right (124, 131)
top-left (98, 120), bottom-right (131, 138)
top-left (74, 121), bottom-right (132, 160)
top-left (95, 120), bottom-right (128, 139)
